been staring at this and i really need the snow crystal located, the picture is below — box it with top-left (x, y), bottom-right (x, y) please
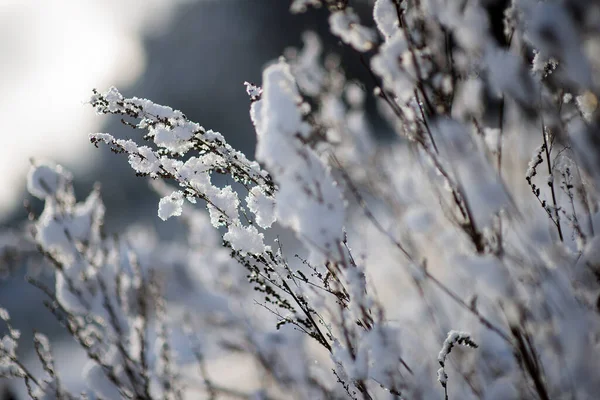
top-left (525, 2), bottom-right (592, 87)
top-left (207, 186), bottom-right (240, 227)
top-left (150, 123), bottom-right (195, 154)
top-left (160, 157), bottom-right (184, 176)
top-left (249, 94), bottom-right (264, 135)
top-left (437, 367), bottom-right (447, 385)
top-left (90, 86), bottom-right (124, 114)
top-left (178, 156), bottom-right (211, 179)
top-left (438, 330), bottom-right (477, 364)
top-left (128, 146), bottom-right (161, 176)
top-left (526, 144), bottom-right (544, 181)
top-left (436, 331), bottom-right (478, 391)
top-left (158, 191), bottom-right (184, 221)
top-left (223, 224), bottom-right (266, 254)
top-left (90, 132), bottom-right (116, 144)
top-left (531, 51), bottom-right (558, 77)
top-left (201, 129), bottom-right (225, 142)
top-left (244, 81), bottom-right (263, 101)
top-left (246, 186), bottom-right (276, 229)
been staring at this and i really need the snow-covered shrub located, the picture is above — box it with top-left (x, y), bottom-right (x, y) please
top-left (5, 0), bottom-right (600, 399)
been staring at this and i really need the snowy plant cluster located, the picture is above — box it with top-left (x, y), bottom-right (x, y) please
top-left (5, 0), bottom-right (600, 399)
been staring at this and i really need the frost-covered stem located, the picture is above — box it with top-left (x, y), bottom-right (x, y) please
top-left (541, 120), bottom-right (564, 242)
top-left (153, 276), bottom-right (182, 400)
top-left (510, 325), bottom-right (550, 400)
top-left (135, 274), bottom-right (153, 400)
top-left (426, 270), bottom-right (511, 343)
top-left (281, 278), bottom-right (332, 352)
top-left (28, 277), bottom-right (133, 399)
top-left (414, 136), bottom-right (484, 251)
top-left (415, 88), bottom-right (439, 153)
top-left (194, 353), bottom-right (217, 400)
top-left (415, 279), bottom-right (485, 397)
top-left (356, 381), bottom-right (373, 400)
top-left (556, 109), bottom-right (595, 238)
top-left (33, 244), bottom-right (92, 310)
top-left (332, 368), bottom-right (357, 400)
top-left (560, 166), bottom-right (586, 244)
top-left (181, 314), bottom-right (218, 400)
top-left (419, 145), bottom-right (469, 222)
top-left (437, 331), bottom-right (478, 400)
top-left (358, 55), bottom-right (406, 123)
top-left (334, 154), bottom-right (504, 340)
top-left (389, 2), bottom-right (486, 251)
top-left (33, 332), bottom-right (60, 398)
top-left (227, 244), bottom-right (334, 349)
top-left (395, 2), bottom-right (435, 116)
top-left (497, 96), bottom-right (505, 174)
top-left (0, 346), bottom-right (43, 391)
top-left (336, 301), bottom-right (373, 400)
top-left (444, 32), bottom-right (456, 106)
top-left (576, 165), bottom-right (595, 237)
top-left (496, 96), bottom-right (505, 256)
top-left (98, 277), bottom-right (143, 397)
top-left (331, 154), bottom-right (413, 261)
top-left (412, 275), bottom-right (444, 337)
top-left (454, 180), bottom-right (485, 253)
top-left (341, 156), bottom-right (508, 363)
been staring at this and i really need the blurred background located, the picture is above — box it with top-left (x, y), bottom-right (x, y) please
top-left (0, 0), bottom-right (374, 397)
top-left (0, 0), bottom-right (336, 227)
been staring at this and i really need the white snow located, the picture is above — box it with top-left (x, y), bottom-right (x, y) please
top-left (253, 60), bottom-right (345, 263)
top-left (329, 9), bottom-right (376, 52)
top-left (374, 0), bottom-right (399, 38)
top-left (158, 191), bottom-right (185, 221)
top-left (246, 186), bottom-right (276, 229)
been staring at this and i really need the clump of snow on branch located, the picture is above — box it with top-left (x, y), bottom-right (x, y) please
top-left (329, 9), bottom-right (375, 52)
top-left (437, 331), bottom-right (478, 390)
top-left (250, 60), bottom-right (345, 264)
top-left (27, 163), bottom-right (72, 199)
top-left (89, 87), bottom-right (274, 256)
top-left (158, 190), bottom-right (184, 221)
top-left (374, 0), bottom-right (399, 38)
